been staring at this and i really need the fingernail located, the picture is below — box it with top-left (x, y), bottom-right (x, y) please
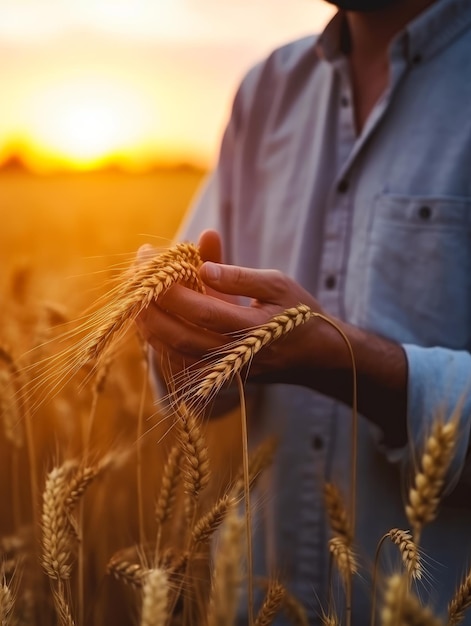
top-left (204, 262), bottom-right (220, 281)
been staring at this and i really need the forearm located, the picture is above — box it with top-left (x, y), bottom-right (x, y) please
top-left (294, 319), bottom-right (408, 448)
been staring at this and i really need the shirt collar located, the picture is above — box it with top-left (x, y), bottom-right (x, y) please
top-left (316, 0), bottom-right (471, 66)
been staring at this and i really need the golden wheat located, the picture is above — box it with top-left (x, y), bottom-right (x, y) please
top-left (191, 494), bottom-right (234, 546)
top-left (328, 536), bottom-right (358, 586)
top-left (324, 483), bottom-right (352, 545)
top-left (107, 556), bottom-right (151, 589)
top-left (448, 569), bottom-right (471, 626)
top-left (175, 403), bottom-right (210, 503)
top-left (41, 463), bottom-right (77, 581)
top-left (155, 445), bottom-right (182, 528)
top-left (0, 367), bottom-right (23, 449)
top-left (0, 582), bottom-right (14, 625)
top-left (189, 304), bottom-right (314, 404)
top-left (387, 529), bottom-right (421, 580)
top-left (406, 418), bottom-right (458, 541)
top-left (254, 581), bottom-right (286, 626)
top-left (140, 568), bottom-right (168, 626)
top-left (381, 574), bottom-right (444, 626)
top-left (207, 504), bottom-right (244, 626)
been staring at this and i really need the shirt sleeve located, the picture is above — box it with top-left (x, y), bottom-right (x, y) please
top-left (402, 344), bottom-right (471, 493)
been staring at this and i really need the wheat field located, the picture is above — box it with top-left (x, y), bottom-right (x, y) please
top-left (0, 167), bottom-right (247, 626)
top-left (1, 168), bottom-right (471, 626)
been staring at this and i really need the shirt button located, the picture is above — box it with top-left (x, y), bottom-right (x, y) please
top-left (325, 275), bottom-right (337, 290)
top-left (311, 435), bottom-right (324, 450)
top-left (419, 205), bottom-right (432, 220)
top-left (411, 53), bottom-right (422, 65)
top-left (340, 95), bottom-right (350, 107)
top-left (337, 179), bottom-right (349, 193)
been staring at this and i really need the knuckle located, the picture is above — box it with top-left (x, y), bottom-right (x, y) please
top-left (267, 269), bottom-right (289, 295)
top-left (197, 305), bottom-right (215, 328)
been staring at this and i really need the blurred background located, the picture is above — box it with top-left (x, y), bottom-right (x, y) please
top-left (0, 0), bottom-right (334, 295)
top-left (0, 3), bottom-right (334, 623)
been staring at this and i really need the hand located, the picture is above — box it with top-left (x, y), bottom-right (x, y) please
top-left (136, 230), bottom-right (237, 382)
top-left (137, 239), bottom-right (347, 388)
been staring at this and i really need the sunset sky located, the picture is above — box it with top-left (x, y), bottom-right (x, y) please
top-left (0, 0), bottom-right (334, 171)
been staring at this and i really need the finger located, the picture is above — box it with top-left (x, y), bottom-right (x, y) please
top-left (200, 262), bottom-right (290, 303)
top-left (198, 229), bottom-right (222, 263)
top-left (137, 300), bottom-right (227, 357)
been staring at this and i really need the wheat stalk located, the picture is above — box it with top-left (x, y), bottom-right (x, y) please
top-left (231, 436), bottom-right (278, 500)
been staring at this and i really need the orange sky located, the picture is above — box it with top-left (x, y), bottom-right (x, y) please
top-left (0, 0), bottom-right (334, 171)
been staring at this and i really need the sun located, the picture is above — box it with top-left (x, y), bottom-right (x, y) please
top-left (26, 77), bottom-right (154, 170)
top-left (52, 101), bottom-right (123, 163)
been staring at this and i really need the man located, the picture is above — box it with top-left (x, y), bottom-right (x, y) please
top-left (138, 0), bottom-right (471, 622)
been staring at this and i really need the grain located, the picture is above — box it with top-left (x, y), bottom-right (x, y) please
top-left (140, 568), bottom-right (168, 626)
top-left (406, 419), bottom-right (458, 541)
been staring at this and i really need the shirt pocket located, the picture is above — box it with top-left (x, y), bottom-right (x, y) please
top-left (357, 194), bottom-right (471, 348)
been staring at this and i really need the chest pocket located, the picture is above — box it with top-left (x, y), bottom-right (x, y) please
top-left (357, 194), bottom-right (471, 349)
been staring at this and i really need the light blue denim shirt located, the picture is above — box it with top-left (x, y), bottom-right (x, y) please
top-left (175, 0), bottom-right (471, 622)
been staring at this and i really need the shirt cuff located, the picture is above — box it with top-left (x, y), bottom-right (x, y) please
top-left (402, 344), bottom-right (471, 493)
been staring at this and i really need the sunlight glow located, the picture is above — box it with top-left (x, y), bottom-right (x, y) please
top-left (26, 78), bottom-right (155, 169)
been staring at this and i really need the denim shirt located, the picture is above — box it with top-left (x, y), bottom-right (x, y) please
top-left (175, 1), bottom-right (471, 622)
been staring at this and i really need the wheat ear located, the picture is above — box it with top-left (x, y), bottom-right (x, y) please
top-left (207, 504), bottom-right (244, 626)
top-left (448, 569), bottom-right (471, 626)
top-left (41, 463), bottom-right (76, 580)
top-left (324, 483), bottom-right (352, 545)
top-left (371, 529), bottom-right (421, 626)
top-left (0, 346), bottom-right (38, 534)
top-left (0, 581), bottom-right (15, 626)
top-left (328, 536), bottom-right (358, 586)
top-left (0, 367), bottom-right (23, 450)
top-left (191, 304), bottom-right (314, 404)
top-left (51, 587), bottom-right (75, 626)
top-left (107, 556), bottom-right (150, 589)
top-left (175, 402), bottom-right (210, 521)
top-left (406, 417), bottom-right (458, 543)
top-left (381, 574), bottom-right (444, 626)
top-left (321, 612), bottom-right (340, 626)
top-left (254, 581), bottom-right (286, 626)
top-left (82, 256), bottom-right (203, 365)
top-left (191, 494), bottom-right (234, 546)
top-left (155, 444), bottom-right (182, 557)
top-left (140, 568), bottom-right (168, 626)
